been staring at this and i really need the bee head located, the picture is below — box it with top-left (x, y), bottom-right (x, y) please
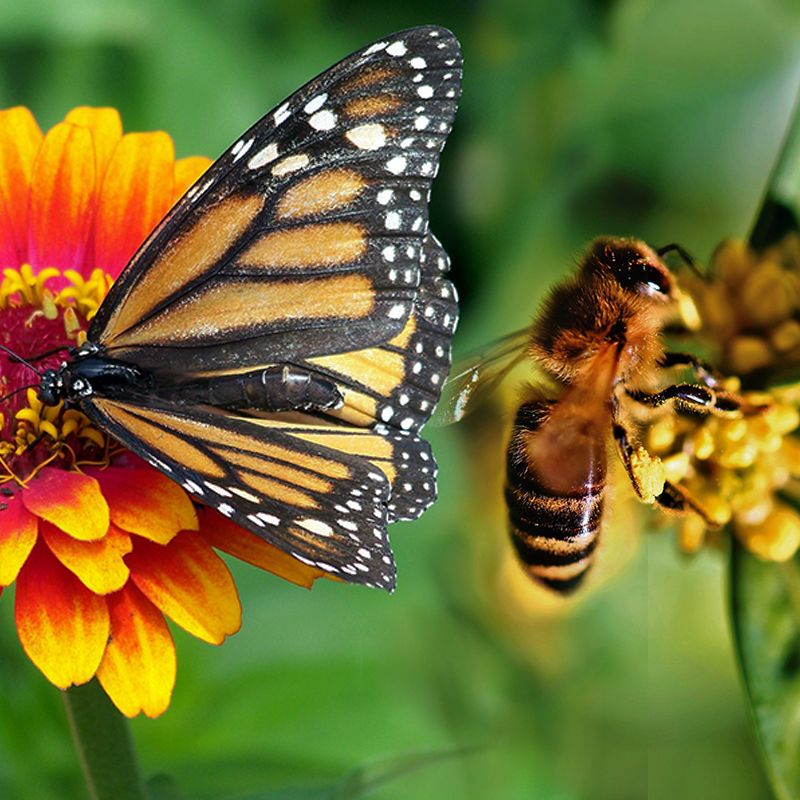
top-left (584, 238), bottom-right (675, 299)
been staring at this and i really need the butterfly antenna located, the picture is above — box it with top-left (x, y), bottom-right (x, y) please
top-left (0, 383), bottom-right (39, 405)
top-left (0, 344), bottom-right (43, 377)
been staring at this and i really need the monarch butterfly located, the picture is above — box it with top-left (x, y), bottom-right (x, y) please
top-left (34, 26), bottom-right (462, 591)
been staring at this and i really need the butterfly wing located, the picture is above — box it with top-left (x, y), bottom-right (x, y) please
top-left (85, 394), bottom-right (410, 589)
top-left (74, 28), bottom-right (462, 590)
top-left (90, 26), bottom-right (462, 378)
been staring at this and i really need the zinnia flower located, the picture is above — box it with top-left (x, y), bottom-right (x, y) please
top-left (640, 237), bottom-right (800, 562)
top-left (0, 107), bottom-right (324, 718)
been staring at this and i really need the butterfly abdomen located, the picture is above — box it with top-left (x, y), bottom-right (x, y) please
top-left (157, 366), bottom-right (343, 412)
top-left (505, 398), bottom-right (604, 593)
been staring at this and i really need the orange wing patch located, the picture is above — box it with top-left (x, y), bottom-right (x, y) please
top-left (103, 194), bottom-right (264, 342)
top-left (235, 222), bottom-right (367, 268)
top-left (275, 169), bottom-right (368, 220)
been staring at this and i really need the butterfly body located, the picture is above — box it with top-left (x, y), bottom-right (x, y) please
top-left (32, 26), bottom-right (462, 591)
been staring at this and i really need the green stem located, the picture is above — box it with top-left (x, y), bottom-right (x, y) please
top-left (62, 680), bottom-right (147, 800)
top-left (749, 86), bottom-right (800, 250)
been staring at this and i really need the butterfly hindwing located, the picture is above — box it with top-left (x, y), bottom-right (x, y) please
top-left (90, 27), bottom-right (462, 377)
top-left (86, 395), bottom-right (400, 589)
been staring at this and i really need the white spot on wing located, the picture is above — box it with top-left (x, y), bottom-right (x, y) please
top-left (386, 40), bottom-right (408, 57)
top-left (248, 142), bottom-right (279, 170)
top-left (297, 518), bottom-right (334, 537)
top-left (272, 153), bottom-right (310, 177)
top-left (309, 109), bottom-right (337, 131)
top-left (385, 155), bottom-right (407, 175)
top-left (346, 123), bottom-right (387, 151)
top-left (304, 93), bottom-right (328, 114)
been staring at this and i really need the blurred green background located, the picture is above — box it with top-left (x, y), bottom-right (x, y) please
top-left (1, 0), bottom-right (799, 798)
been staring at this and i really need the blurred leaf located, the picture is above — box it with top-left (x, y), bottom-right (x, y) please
top-left (146, 773), bottom-right (186, 800)
top-left (730, 538), bottom-right (800, 800)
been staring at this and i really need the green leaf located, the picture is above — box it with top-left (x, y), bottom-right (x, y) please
top-left (730, 538), bottom-right (800, 800)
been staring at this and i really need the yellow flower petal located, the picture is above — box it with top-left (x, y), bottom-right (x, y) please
top-left (94, 467), bottom-right (197, 544)
top-left (41, 521), bottom-right (132, 595)
top-left (127, 531), bottom-right (241, 644)
top-left (15, 540), bottom-right (109, 688)
top-left (22, 468), bottom-right (109, 541)
top-left (97, 583), bottom-right (176, 719)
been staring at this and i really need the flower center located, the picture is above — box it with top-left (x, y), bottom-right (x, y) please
top-left (0, 266), bottom-right (111, 484)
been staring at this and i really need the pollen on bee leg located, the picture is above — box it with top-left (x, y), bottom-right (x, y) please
top-left (628, 447), bottom-right (666, 503)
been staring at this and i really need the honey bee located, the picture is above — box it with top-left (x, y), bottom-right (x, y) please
top-left (442, 237), bottom-right (744, 593)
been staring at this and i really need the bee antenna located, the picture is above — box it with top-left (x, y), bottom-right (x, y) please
top-left (0, 344), bottom-right (43, 377)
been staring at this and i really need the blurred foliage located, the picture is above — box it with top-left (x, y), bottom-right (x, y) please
top-left (1, 0), bottom-right (800, 798)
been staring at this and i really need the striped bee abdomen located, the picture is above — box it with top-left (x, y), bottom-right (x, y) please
top-left (505, 397), bottom-right (607, 593)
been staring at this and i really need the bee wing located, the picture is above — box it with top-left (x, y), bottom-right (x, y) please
top-left (433, 327), bottom-right (531, 425)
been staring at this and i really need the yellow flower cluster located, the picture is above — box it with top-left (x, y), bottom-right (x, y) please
top-left (644, 238), bottom-right (800, 562)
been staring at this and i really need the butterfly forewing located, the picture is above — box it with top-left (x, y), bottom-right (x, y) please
top-left (90, 26), bottom-right (462, 377)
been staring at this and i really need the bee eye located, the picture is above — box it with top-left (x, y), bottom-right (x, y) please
top-left (639, 263), bottom-right (671, 295)
top-left (612, 258), bottom-right (671, 297)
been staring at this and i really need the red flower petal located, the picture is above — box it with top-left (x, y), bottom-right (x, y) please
top-left (97, 582), bottom-right (176, 718)
top-left (15, 539), bottom-right (109, 689)
top-left (22, 468), bottom-right (109, 541)
top-left (41, 521), bottom-right (132, 594)
top-left (126, 531), bottom-right (241, 644)
top-left (0, 107), bottom-right (42, 267)
top-left (92, 467), bottom-right (197, 544)
top-left (0, 491), bottom-right (38, 586)
top-left (93, 131), bottom-right (175, 277)
top-left (28, 121), bottom-right (97, 273)
top-left (199, 508), bottom-right (323, 588)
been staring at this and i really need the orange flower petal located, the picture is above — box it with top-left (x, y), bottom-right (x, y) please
top-left (22, 468), bottom-right (109, 541)
top-left (127, 531), bottom-right (241, 644)
top-left (199, 509), bottom-right (323, 588)
top-left (0, 491), bottom-right (38, 585)
top-left (93, 467), bottom-right (197, 544)
top-left (28, 121), bottom-right (97, 273)
top-left (15, 539), bottom-right (109, 688)
top-left (97, 583), bottom-right (176, 718)
top-left (41, 521), bottom-right (132, 594)
top-left (64, 107), bottom-right (122, 181)
top-left (0, 107), bottom-right (42, 266)
top-left (173, 156), bottom-right (212, 202)
top-left (93, 131), bottom-right (175, 277)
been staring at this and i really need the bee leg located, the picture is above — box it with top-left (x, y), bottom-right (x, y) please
top-left (613, 422), bottom-right (721, 525)
top-left (659, 351), bottom-right (724, 387)
top-left (613, 422), bottom-right (665, 502)
top-left (627, 381), bottom-right (748, 416)
top-left (652, 481), bottom-right (720, 526)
